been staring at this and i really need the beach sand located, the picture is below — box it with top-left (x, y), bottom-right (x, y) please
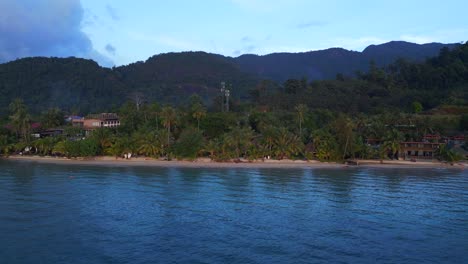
top-left (2, 155), bottom-right (465, 169)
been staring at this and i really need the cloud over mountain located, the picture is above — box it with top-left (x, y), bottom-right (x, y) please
top-left (0, 0), bottom-right (113, 67)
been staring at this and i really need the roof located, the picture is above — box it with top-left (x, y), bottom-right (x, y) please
top-left (87, 113), bottom-right (119, 120)
top-left (400, 142), bottom-right (442, 145)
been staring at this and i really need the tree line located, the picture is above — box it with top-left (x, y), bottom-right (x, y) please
top-left (1, 42), bottom-right (467, 162)
top-left (0, 96), bottom-right (466, 162)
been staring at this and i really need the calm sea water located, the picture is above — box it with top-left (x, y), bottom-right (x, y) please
top-left (0, 160), bottom-right (467, 264)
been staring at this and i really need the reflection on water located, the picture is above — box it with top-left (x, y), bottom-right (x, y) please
top-left (0, 160), bottom-right (467, 264)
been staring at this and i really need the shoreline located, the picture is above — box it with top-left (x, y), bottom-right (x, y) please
top-left (2, 155), bottom-right (466, 169)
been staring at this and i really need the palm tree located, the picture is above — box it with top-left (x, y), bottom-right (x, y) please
top-left (52, 140), bottom-right (67, 156)
top-left (381, 128), bottom-right (403, 160)
top-left (311, 129), bottom-right (337, 161)
top-left (295, 104), bottom-right (308, 138)
top-left (160, 106), bottom-right (177, 145)
top-left (9, 98), bottom-right (31, 142)
top-left (224, 127), bottom-right (255, 158)
top-left (436, 144), bottom-right (463, 162)
top-left (191, 103), bottom-right (206, 131)
top-left (109, 137), bottom-right (134, 158)
top-left (137, 132), bottom-right (165, 157)
top-left (33, 137), bottom-right (55, 156)
top-left (90, 128), bottom-right (112, 154)
top-left (259, 125), bottom-right (276, 156)
top-left (273, 127), bottom-right (304, 159)
top-left (330, 116), bottom-right (356, 160)
top-left (40, 108), bottom-right (64, 129)
top-left (204, 138), bottom-right (221, 160)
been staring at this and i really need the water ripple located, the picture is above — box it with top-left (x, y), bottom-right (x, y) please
top-left (0, 160), bottom-right (467, 263)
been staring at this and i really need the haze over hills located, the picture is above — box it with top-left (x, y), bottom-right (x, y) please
top-left (0, 41), bottom-right (461, 114)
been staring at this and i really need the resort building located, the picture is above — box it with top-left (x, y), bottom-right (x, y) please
top-left (422, 134), bottom-right (441, 142)
top-left (399, 142), bottom-right (442, 160)
top-left (72, 113), bottom-right (120, 130)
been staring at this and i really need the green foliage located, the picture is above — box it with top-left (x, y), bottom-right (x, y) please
top-left (160, 106), bottom-right (178, 145)
top-left (62, 138), bottom-right (99, 158)
top-left (272, 127), bottom-right (303, 159)
top-left (108, 136), bottom-right (135, 158)
top-left (223, 126), bottom-right (255, 158)
top-left (436, 144), bottom-right (464, 162)
top-left (40, 108), bottom-right (65, 129)
top-left (1, 42), bottom-right (468, 163)
top-left (200, 112), bottom-right (238, 139)
top-left (380, 128), bottom-right (404, 160)
top-left (118, 101), bottom-right (143, 133)
top-left (191, 101), bottom-right (207, 131)
top-left (311, 129), bottom-right (338, 161)
top-left (0, 134), bottom-right (12, 155)
top-left (90, 128), bottom-right (113, 154)
top-left (9, 98), bottom-right (31, 142)
top-left (135, 130), bottom-right (169, 157)
top-left (173, 128), bottom-right (204, 159)
top-left (412, 101), bottom-right (423, 113)
top-left (0, 57), bottom-right (127, 114)
top-left (33, 137), bottom-right (57, 156)
top-left (295, 104), bottom-right (308, 138)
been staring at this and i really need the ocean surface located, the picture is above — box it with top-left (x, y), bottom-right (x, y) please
top-left (0, 160), bottom-right (467, 264)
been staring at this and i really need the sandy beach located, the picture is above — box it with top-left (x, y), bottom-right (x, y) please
top-left (2, 155), bottom-right (465, 169)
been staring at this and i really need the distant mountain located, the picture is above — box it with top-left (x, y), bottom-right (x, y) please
top-left (235, 41), bottom-right (460, 81)
top-left (0, 41), bottom-right (461, 114)
top-left (115, 52), bottom-right (257, 104)
top-left (0, 57), bottom-right (127, 114)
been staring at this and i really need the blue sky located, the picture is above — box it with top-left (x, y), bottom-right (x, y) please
top-left (1, 0), bottom-right (467, 67)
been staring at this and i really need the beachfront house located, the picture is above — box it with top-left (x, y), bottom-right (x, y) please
top-left (399, 142), bottom-right (442, 160)
top-left (72, 113), bottom-right (120, 130)
top-left (31, 128), bottom-right (64, 138)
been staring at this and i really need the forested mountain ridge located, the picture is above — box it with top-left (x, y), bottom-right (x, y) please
top-left (0, 57), bottom-right (128, 114)
top-left (115, 52), bottom-right (258, 105)
top-left (260, 42), bottom-right (468, 114)
top-left (0, 41), bottom-right (462, 115)
top-left (235, 41), bottom-right (460, 81)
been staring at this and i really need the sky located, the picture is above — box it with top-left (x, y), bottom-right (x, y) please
top-left (0, 0), bottom-right (467, 67)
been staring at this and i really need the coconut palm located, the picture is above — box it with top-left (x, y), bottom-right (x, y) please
top-left (191, 103), bottom-right (206, 131)
top-left (311, 129), bottom-right (337, 161)
top-left (173, 128), bottom-right (204, 159)
top-left (330, 116), bottom-right (357, 159)
top-left (259, 125), bottom-right (276, 156)
top-left (90, 127), bottom-right (112, 154)
top-left (381, 128), bottom-right (403, 160)
top-left (33, 137), bottom-right (55, 155)
top-left (295, 104), bottom-right (308, 138)
top-left (436, 144), bottom-right (463, 162)
top-left (40, 108), bottom-right (64, 129)
top-left (224, 127), bottom-right (255, 158)
top-left (52, 140), bottom-right (67, 156)
top-left (9, 98), bottom-right (31, 142)
top-left (137, 131), bottom-right (165, 157)
top-left (160, 106), bottom-right (177, 145)
top-left (109, 136), bottom-right (134, 158)
top-left (273, 127), bottom-right (304, 159)
top-left (204, 138), bottom-right (221, 160)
